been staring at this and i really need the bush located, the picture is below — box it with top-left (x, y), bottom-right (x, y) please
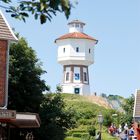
top-left (78, 119), bottom-right (96, 125)
top-left (65, 137), bottom-right (81, 140)
top-left (88, 126), bottom-right (96, 137)
top-left (72, 133), bottom-right (82, 137)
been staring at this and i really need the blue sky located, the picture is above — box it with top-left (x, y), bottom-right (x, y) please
top-left (2, 0), bottom-right (140, 97)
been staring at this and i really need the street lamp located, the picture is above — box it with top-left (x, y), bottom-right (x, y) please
top-left (98, 112), bottom-right (103, 140)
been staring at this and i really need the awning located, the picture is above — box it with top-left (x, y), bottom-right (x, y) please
top-left (0, 112), bottom-right (41, 128)
top-left (10, 112), bottom-right (41, 128)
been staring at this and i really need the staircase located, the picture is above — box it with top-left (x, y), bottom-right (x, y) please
top-left (133, 90), bottom-right (140, 120)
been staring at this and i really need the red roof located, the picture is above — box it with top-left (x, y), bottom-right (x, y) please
top-left (55, 32), bottom-right (98, 43)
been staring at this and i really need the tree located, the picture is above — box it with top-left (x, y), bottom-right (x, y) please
top-left (56, 84), bottom-right (62, 93)
top-left (38, 94), bottom-right (76, 140)
top-left (121, 94), bottom-right (134, 125)
top-left (8, 37), bottom-right (47, 112)
top-left (0, 0), bottom-right (75, 24)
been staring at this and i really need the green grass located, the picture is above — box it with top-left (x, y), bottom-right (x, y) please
top-left (64, 137), bottom-right (81, 140)
top-left (61, 93), bottom-right (118, 140)
top-left (102, 132), bottom-right (118, 140)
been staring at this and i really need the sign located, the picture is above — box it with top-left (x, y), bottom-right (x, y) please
top-left (0, 110), bottom-right (16, 119)
top-left (0, 40), bottom-right (8, 107)
top-left (25, 132), bottom-right (34, 140)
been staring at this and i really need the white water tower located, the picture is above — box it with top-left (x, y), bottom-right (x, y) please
top-left (55, 20), bottom-right (98, 95)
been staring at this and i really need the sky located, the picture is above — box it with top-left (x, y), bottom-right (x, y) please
top-left (2, 0), bottom-right (140, 97)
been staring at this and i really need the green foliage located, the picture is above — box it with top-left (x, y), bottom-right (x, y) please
top-left (38, 94), bottom-right (76, 140)
top-left (56, 84), bottom-right (62, 93)
top-left (108, 95), bottom-right (123, 100)
top-left (1, 0), bottom-right (76, 24)
top-left (121, 94), bottom-right (134, 125)
top-left (65, 137), bottom-right (81, 140)
top-left (78, 119), bottom-right (95, 125)
top-left (88, 126), bottom-right (96, 137)
top-left (72, 133), bottom-right (82, 138)
top-left (8, 37), bottom-right (47, 112)
top-left (103, 110), bottom-right (115, 126)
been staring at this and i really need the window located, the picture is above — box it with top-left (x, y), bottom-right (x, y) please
top-left (63, 48), bottom-right (65, 53)
top-left (74, 73), bottom-right (80, 80)
top-left (76, 47), bottom-right (79, 52)
top-left (66, 72), bottom-right (69, 81)
top-left (89, 49), bottom-right (91, 53)
top-left (74, 88), bottom-right (80, 94)
top-left (84, 72), bottom-right (87, 81)
top-left (75, 24), bottom-right (79, 27)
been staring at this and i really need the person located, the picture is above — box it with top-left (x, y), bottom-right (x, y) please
top-left (124, 129), bottom-right (129, 140)
top-left (119, 129), bottom-right (128, 140)
top-left (108, 124), bottom-right (114, 135)
top-left (118, 124), bottom-right (122, 134)
top-left (124, 123), bottom-right (128, 130)
top-left (137, 124), bottom-right (140, 140)
top-left (128, 126), bottom-right (134, 140)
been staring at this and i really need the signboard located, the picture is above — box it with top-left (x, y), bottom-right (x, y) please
top-left (0, 109), bottom-right (16, 119)
top-left (0, 40), bottom-right (8, 107)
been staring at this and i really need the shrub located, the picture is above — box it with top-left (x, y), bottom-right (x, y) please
top-left (65, 137), bottom-right (81, 140)
top-left (88, 126), bottom-right (96, 137)
top-left (72, 133), bottom-right (82, 137)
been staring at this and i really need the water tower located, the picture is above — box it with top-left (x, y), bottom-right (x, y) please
top-left (55, 20), bottom-right (98, 95)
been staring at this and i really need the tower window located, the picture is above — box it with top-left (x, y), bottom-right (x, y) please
top-left (89, 49), bottom-right (91, 53)
top-left (76, 47), bottom-right (79, 52)
top-left (84, 72), bottom-right (87, 81)
top-left (75, 73), bottom-right (80, 80)
top-left (75, 24), bottom-right (79, 27)
top-left (63, 48), bottom-right (65, 53)
top-left (66, 72), bottom-right (69, 81)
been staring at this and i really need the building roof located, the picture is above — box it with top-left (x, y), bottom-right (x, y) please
top-left (133, 90), bottom-right (140, 118)
top-left (0, 10), bottom-right (17, 41)
top-left (68, 20), bottom-right (85, 26)
top-left (55, 32), bottom-right (98, 43)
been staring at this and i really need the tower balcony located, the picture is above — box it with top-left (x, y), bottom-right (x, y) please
top-left (58, 55), bottom-right (94, 66)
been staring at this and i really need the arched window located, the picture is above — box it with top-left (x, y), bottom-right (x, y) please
top-left (84, 72), bottom-right (87, 81)
top-left (66, 72), bottom-right (69, 81)
top-left (76, 47), bottom-right (79, 52)
top-left (63, 48), bottom-right (65, 53)
top-left (89, 49), bottom-right (91, 53)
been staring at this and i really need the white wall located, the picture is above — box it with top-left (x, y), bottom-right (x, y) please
top-left (56, 39), bottom-right (96, 66)
top-left (62, 83), bottom-right (90, 95)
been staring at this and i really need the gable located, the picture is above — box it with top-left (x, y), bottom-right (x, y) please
top-left (133, 90), bottom-right (140, 118)
top-left (0, 10), bottom-right (17, 41)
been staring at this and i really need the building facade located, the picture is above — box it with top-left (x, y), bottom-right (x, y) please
top-left (55, 20), bottom-right (98, 95)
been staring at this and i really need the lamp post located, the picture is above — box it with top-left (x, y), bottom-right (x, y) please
top-left (98, 112), bottom-right (103, 140)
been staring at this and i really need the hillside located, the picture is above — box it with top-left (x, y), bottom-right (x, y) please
top-left (62, 93), bottom-right (124, 111)
top-left (84, 95), bottom-right (111, 109)
top-left (61, 94), bottom-right (118, 140)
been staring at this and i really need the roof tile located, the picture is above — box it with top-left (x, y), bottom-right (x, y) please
top-left (133, 90), bottom-right (140, 117)
top-left (55, 32), bottom-right (98, 43)
top-left (0, 11), bottom-right (17, 41)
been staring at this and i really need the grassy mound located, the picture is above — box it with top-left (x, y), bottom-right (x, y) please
top-left (61, 94), bottom-right (118, 140)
